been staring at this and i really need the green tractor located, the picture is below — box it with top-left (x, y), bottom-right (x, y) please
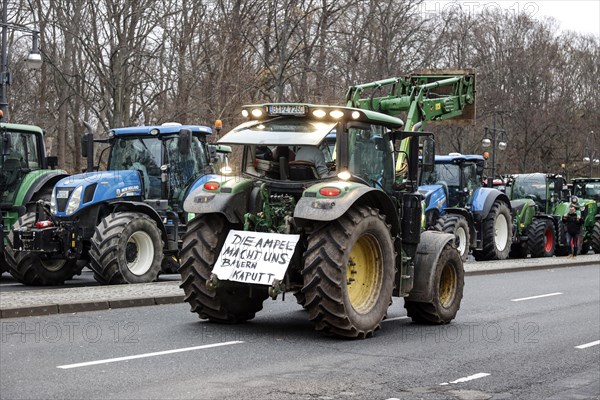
top-left (1, 123), bottom-right (68, 274)
top-left (507, 173), bottom-right (570, 257)
top-left (179, 70), bottom-right (475, 338)
top-left (570, 177), bottom-right (600, 254)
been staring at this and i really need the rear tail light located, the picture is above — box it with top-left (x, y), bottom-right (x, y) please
top-left (203, 182), bottom-right (220, 191)
top-left (319, 187), bottom-right (341, 197)
top-left (35, 221), bottom-right (54, 229)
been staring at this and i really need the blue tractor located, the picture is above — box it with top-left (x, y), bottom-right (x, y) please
top-left (6, 123), bottom-right (221, 285)
top-left (419, 153), bottom-right (512, 261)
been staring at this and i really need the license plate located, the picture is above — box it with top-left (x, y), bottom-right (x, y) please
top-left (268, 105), bottom-right (306, 115)
top-left (56, 190), bottom-right (70, 199)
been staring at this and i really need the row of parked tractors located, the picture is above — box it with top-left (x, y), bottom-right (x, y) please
top-left (1, 70), bottom-right (597, 338)
top-left (418, 154), bottom-right (600, 261)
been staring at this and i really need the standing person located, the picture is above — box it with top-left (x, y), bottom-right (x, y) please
top-left (570, 195), bottom-right (582, 213)
top-left (563, 204), bottom-right (583, 258)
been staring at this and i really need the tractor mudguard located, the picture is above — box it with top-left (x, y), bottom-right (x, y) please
top-left (471, 188), bottom-right (510, 217)
top-left (294, 185), bottom-right (400, 235)
top-left (22, 171), bottom-right (69, 206)
top-left (110, 200), bottom-right (168, 243)
top-left (444, 207), bottom-right (474, 225)
top-left (183, 177), bottom-right (254, 224)
top-left (405, 230), bottom-right (455, 303)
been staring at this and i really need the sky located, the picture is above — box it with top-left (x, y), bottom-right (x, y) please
top-left (422, 1), bottom-right (600, 36)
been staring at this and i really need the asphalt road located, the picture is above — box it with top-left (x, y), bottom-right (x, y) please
top-left (0, 264), bottom-right (598, 400)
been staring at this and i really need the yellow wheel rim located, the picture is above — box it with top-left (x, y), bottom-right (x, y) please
top-left (439, 262), bottom-right (457, 308)
top-left (346, 234), bottom-right (382, 313)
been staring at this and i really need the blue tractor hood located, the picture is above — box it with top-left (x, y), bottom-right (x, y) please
top-left (53, 170), bottom-right (143, 217)
top-left (418, 184), bottom-right (447, 213)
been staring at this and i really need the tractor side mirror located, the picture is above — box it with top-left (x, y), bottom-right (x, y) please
top-left (2, 134), bottom-right (11, 155)
top-left (555, 178), bottom-right (563, 195)
top-left (476, 163), bottom-right (484, 176)
top-left (81, 133), bottom-right (90, 158)
top-left (81, 121), bottom-right (96, 172)
top-left (421, 138), bottom-right (435, 173)
top-left (46, 156), bottom-right (58, 169)
top-left (208, 144), bottom-right (218, 163)
top-left (179, 129), bottom-right (192, 155)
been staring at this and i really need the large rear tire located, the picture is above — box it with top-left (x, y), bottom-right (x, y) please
top-left (404, 243), bottom-right (464, 324)
top-left (5, 212), bottom-right (81, 285)
top-left (528, 218), bottom-right (555, 258)
top-left (300, 206), bottom-right (395, 338)
top-left (434, 214), bottom-right (470, 261)
top-left (89, 212), bottom-right (164, 284)
top-left (473, 201), bottom-right (512, 261)
top-left (592, 220), bottom-right (600, 254)
top-left (179, 214), bottom-right (268, 323)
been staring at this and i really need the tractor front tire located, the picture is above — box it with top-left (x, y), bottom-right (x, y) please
top-left (473, 201), bottom-right (512, 261)
top-left (179, 214), bottom-right (268, 323)
top-left (89, 212), bottom-right (164, 284)
top-left (5, 212), bottom-right (81, 285)
top-left (404, 243), bottom-right (464, 324)
top-left (528, 218), bottom-right (555, 258)
top-left (592, 220), bottom-right (600, 254)
top-left (300, 206), bottom-right (395, 338)
top-left (434, 214), bottom-right (470, 261)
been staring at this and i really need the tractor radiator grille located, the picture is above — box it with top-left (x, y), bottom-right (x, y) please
top-left (56, 188), bottom-right (75, 212)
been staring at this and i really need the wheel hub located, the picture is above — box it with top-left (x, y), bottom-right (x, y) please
top-left (346, 234), bottom-right (383, 314)
top-left (439, 263), bottom-right (457, 308)
top-left (125, 231), bottom-right (155, 276)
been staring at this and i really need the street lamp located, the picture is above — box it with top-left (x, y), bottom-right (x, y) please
top-left (1, 0), bottom-right (43, 121)
top-left (583, 130), bottom-right (599, 177)
top-left (482, 126), bottom-right (507, 187)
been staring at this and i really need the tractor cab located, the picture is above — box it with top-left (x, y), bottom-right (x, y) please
top-left (571, 178), bottom-right (600, 204)
top-left (1, 125), bottom-right (53, 205)
top-left (90, 124), bottom-right (213, 210)
top-left (419, 153), bottom-right (484, 209)
top-left (507, 173), bottom-right (565, 214)
top-left (219, 104), bottom-right (402, 195)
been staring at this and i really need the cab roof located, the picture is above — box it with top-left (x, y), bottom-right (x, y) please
top-left (435, 154), bottom-right (485, 163)
top-left (219, 103), bottom-right (405, 146)
top-left (110, 124), bottom-right (212, 136)
top-left (0, 122), bottom-right (44, 135)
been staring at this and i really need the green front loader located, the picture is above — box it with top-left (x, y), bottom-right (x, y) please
top-left (1, 123), bottom-right (68, 273)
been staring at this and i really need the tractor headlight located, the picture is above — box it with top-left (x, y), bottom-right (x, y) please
top-left (50, 191), bottom-right (57, 214)
top-left (65, 186), bottom-right (83, 215)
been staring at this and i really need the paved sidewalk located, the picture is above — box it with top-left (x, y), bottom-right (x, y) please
top-left (1, 255), bottom-right (598, 319)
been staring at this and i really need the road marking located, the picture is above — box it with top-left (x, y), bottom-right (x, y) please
top-left (575, 340), bottom-right (600, 349)
top-left (383, 316), bottom-right (410, 322)
top-left (511, 292), bottom-right (563, 302)
top-left (439, 372), bottom-right (491, 385)
top-left (57, 341), bottom-right (244, 369)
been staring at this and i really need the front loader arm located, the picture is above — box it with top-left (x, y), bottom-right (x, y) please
top-left (346, 70), bottom-right (476, 173)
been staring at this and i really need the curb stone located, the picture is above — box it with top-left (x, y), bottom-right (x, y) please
top-left (0, 256), bottom-right (598, 319)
